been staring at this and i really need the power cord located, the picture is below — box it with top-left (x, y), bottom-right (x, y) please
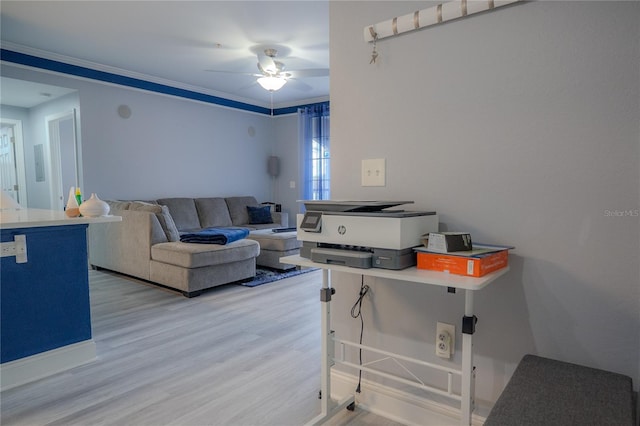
top-left (350, 276), bottom-right (369, 393)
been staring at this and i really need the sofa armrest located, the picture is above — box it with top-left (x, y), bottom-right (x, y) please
top-left (88, 209), bottom-right (167, 281)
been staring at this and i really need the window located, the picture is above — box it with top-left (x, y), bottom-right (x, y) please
top-left (299, 103), bottom-right (330, 201)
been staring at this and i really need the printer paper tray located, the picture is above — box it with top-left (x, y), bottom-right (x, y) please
top-left (310, 248), bottom-right (373, 269)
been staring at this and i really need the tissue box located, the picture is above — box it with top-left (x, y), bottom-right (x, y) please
top-left (426, 232), bottom-right (473, 253)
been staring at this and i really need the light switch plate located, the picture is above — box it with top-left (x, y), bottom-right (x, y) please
top-left (362, 158), bottom-right (385, 186)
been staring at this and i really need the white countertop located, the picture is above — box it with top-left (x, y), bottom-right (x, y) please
top-left (0, 208), bottom-right (121, 229)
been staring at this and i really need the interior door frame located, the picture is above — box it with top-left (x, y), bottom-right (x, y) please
top-left (0, 118), bottom-right (27, 205)
top-left (45, 109), bottom-right (79, 210)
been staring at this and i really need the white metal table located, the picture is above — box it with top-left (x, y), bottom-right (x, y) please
top-left (280, 254), bottom-right (509, 426)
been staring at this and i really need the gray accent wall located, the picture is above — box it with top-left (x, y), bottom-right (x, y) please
top-left (328, 0), bottom-right (639, 413)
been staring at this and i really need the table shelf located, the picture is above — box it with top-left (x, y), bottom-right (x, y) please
top-left (280, 254), bottom-right (508, 290)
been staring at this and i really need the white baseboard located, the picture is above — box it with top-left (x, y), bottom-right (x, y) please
top-left (330, 370), bottom-right (487, 426)
top-left (0, 340), bottom-right (97, 392)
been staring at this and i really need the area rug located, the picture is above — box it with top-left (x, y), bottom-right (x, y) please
top-left (239, 267), bottom-right (317, 287)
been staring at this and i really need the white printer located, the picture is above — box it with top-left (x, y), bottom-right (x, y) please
top-left (297, 201), bottom-right (438, 270)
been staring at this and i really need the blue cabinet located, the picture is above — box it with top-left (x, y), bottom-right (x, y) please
top-left (1, 224), bottom-right (92, 363)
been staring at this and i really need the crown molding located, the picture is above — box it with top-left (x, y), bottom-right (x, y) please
top-left (1, 42), bottom-right (326, 116)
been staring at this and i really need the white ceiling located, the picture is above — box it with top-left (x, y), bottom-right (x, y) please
top-left (1, 77), bottom-right (78, 108)
top-left (0, 1), bottom-right (330, 109)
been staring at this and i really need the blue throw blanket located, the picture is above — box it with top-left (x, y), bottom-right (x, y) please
top-left (180, 227), bottom-right (249, 245)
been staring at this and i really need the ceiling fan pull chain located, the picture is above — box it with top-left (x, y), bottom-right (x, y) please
top-left (270, 91), bottom-right (274, 116)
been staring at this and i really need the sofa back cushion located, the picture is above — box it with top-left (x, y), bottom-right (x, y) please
top-left (225, 196), bottom-right (259, 226)
top-left (106, 200), bottom-right (132, 211)
top-left (195, 198), bottom-right (233, 228)
top-left (156, 198), bottom-right (201, 232)
top-left (128, 201), bottom-right (180, 242)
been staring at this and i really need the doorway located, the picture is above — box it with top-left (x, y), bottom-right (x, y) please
top-left (0, 119), bottom-right (27, 205)
top-left (46, 110), bottom-right (80, 210)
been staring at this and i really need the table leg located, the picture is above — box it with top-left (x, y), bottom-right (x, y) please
top-left (461, 290), bottom-right (475, 426)
top-left (320, 269), bottom-right (331, 417)
top-left (306, 269), bottom-right (354, 426)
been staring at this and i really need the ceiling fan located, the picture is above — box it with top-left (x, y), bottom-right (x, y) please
top-left (256, 48), bottom-right (289, 91)
top-left (207, 48), bottom-right (328, 92)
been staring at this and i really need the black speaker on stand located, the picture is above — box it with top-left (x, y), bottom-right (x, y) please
top-left (267, 156), bottom-right (281, 212)
top-left (267, 156), bottom-right (280, 177)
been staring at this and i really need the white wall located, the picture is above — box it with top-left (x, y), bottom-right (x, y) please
top-left (1, 64), bottom-right (277, 203)
top-left (329, 0), bottom-right (639, 414)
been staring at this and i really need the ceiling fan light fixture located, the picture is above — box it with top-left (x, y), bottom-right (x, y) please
top-left (257, 76), bottom-right (287, 92)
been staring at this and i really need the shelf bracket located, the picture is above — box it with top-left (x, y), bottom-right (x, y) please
top-left (320, 287), bottom-right (336, 302)
top-left (462, 315), bottom-right (477, 335)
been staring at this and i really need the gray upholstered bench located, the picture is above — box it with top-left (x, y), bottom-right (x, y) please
top-left (247, 230), bottom-right (302, 271)
top-left (485, 354), bottom-right (636, 426)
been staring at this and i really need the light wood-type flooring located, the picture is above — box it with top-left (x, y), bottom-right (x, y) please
top-left (1, 269), bottom-right (403, 426)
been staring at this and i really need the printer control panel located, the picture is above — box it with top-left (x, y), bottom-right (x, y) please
top-left (300, 211), bottom-right (322, 232)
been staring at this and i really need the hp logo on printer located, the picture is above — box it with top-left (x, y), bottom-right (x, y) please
top-left (337, 225), bottom-right (347, 235)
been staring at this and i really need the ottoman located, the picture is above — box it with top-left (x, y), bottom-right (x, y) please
top-left (247, 230), bottom-right (302, 270)
top-left (485, 354), bottom-right (635, 426)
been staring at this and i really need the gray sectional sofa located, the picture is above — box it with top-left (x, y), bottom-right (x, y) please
top-left (88, 196), bottom-right (288, 297)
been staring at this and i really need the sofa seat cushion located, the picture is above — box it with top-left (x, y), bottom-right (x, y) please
top-left (151, 239), bottom-right (260, 269)
top-left (245, 223), bottom-right (282, 231)
top-left (247, 229), bottom-right (302, 251)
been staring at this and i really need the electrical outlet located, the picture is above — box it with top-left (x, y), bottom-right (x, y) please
top-left (436, 322), bottom-right (455, 359)
top-left (1, 235), bottom-right (27, 263)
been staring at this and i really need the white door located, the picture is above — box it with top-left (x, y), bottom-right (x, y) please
top-left (0, 119), bottom-right (27, 205)
top-left (47, 110), bottom-right (79, 210)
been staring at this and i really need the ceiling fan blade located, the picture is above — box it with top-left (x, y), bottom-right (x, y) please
top-left (288, 68), bottom-right (329, 78)
top-left (257, 52), bottom-right (277, 74)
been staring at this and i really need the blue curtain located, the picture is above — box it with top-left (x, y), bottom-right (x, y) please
top-left (299, 102), bottom-right (330, 204)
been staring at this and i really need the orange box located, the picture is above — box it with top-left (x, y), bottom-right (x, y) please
top-left (416, 250), bottom-right (509, 277)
